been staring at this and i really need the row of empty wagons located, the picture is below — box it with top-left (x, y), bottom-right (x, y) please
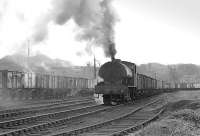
top-left (137, 73), bottom-right (197, 89)
top-left (0, 70), bottom-right (94, 100)
top-left (137, 73), bottom-right (173, 89)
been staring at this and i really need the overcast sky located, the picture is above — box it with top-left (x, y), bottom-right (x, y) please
top-left (0, 0), bottom-right (200, 65)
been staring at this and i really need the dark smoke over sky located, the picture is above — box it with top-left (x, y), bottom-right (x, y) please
top-left (32, 0), bottom-right (118, 58)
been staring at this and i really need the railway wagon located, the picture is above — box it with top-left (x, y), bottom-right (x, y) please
top-left (136, 73), bottom-right (159, 99)
top-left (193, 83), bottom-right (200, 88)
top-left (0, 70), bottom-right (94, 100)
top-left (157, 80), bottom-right (163, 89)
top-left (137, 74), bottom-right (157, 89)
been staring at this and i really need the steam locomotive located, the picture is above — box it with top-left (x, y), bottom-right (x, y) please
top-left (95, 59), bottom-right (178, 105)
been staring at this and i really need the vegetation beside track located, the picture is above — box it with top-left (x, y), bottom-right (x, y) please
top-left (131, 93), bottom-right (200, 136)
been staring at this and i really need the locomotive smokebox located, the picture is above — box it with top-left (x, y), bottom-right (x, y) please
top-left (99, 59), bottom-right (132, 83)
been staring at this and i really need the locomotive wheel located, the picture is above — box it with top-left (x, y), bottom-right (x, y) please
top-left (128, 88), bottom-right (135, 102)
top-left (103, 95), bottom-right (111, 105)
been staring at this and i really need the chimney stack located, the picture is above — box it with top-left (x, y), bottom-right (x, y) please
top-left (111, 55), bottom-right (115, 61)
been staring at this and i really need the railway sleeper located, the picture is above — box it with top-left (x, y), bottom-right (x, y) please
top-left (0, 107), bottom-right (112, 136)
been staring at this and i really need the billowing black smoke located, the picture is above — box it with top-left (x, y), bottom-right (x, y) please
top-left (31, 0), bottom-right (118, 59)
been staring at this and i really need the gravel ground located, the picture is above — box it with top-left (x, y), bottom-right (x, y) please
top-left (129, 90), bottom-right (200, 136)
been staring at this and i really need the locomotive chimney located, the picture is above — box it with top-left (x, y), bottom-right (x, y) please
top-left (109, 42), bottom-right (116, 62)
top-left (111, 55), bottom-right (115, 61)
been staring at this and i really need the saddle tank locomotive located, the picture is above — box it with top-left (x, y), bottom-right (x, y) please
top-left (95, 59), bottom-right (137, 105)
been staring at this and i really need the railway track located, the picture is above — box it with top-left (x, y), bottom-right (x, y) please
top-left (44, 98), bottom-right (164, 136)
top-left (0, 100), bottom-right (95, 124)
top-left (2, 96), bottom-right (90, 110)
top-left (1, 96), bottom-right (94, 113)
top-left (0, 95), bottom-right (165, 136)
top-left (108, 108), bottom-right (164, 136)
top-left (0, 97), bottom-right (94, 121)
top-left (79, 100), bottom-right (165, 136)
top-left (0, 103), bottom-right (114, 136)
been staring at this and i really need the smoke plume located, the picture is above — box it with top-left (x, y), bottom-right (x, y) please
top-left (0, 0), bottom-right (118, 59)
top-left (32, 16), bottom-right (50, 43)
top-left (32, 0), bottom-right (118, 58)
top-left (0, 1), bottom-right (7, 20)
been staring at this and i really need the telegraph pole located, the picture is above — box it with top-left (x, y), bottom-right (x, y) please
top-left (27, 40), bottom-right (31, 87)
top-left (28, 40), bottom-right (30, 58)
top-left (93, 55), bottom-right (96, 79)
top-left (27, 39), bottom-right (31, 68)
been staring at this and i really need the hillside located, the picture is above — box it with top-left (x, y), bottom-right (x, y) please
top-left (137, 63), bottom-right (200, 83)
top-left (0, 54), bottom-right (199, 82)
top-left (0, 54), bottom-right (95, 79)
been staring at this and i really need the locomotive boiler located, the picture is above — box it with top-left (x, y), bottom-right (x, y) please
top-left (95, 59), bottom-right (137, 104)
